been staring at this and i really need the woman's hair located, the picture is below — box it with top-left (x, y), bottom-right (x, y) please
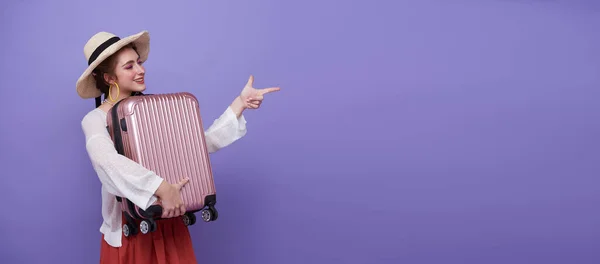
top-left (91, 43), bottom-right (139, 96)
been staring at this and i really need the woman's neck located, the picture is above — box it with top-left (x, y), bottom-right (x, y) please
top-left (97, 92), bottom-right (134, 112)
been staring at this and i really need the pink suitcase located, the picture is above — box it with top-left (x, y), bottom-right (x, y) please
top-left (106, 92), bottom-right (218, 237)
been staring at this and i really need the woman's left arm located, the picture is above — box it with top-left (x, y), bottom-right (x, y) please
top-left (204, 75), bottom-right (281, 153)
top-left (229, 96), bottom-right (247, 119)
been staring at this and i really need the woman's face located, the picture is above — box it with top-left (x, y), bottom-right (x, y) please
top-left (105, 47), bottom-right (146, 95)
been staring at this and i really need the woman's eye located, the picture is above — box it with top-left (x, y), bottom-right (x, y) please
top-left (125, 65), bottom-right (133, 69)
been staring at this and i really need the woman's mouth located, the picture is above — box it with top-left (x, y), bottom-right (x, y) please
top-left (134, 78), bottom-right (144, 84)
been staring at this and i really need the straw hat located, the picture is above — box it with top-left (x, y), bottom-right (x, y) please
top-left (76, 30), bottom-right (150, 99)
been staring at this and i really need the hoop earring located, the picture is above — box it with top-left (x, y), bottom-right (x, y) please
top-left (108, 85), bottom-right (114, 101)
top-left (108, 82), bottom-right (120, 102)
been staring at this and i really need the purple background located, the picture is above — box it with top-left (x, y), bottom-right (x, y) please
top-left (1, 0), bottom-right (599, 263)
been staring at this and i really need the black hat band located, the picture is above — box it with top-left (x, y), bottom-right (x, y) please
top-left (88, 36), bottom-right (121, 65)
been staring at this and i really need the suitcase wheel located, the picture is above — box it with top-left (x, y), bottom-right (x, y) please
top-left (140, 219), bottom-right (157, 234)
top-left (200, 206), bottom-right (218, 222)
top-left (210, 206), bottom-right (219, 221)
top-left (123, 222), bottom-right (138, 237)
top-left (183, 213), bottom-right (197, 226)
top-left (123, 224), bottom-right (130, 237)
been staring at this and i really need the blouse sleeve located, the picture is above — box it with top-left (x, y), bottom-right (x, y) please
top-left (204, 106), bottom-right (248, 153)
top-left (81, 111), bottom-right (164, 211)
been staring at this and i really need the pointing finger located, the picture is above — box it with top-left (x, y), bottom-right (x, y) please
top-left (259, 87), bottom-right (281, 95)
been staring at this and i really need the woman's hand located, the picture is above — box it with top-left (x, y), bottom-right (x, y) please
top-left (154, 178), bottom-right (189, 218)
top-left (239, 75), bottom-right (281, 109)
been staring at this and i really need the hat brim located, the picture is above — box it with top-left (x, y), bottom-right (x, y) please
top-left (76, 31), bottom-right (150, 99)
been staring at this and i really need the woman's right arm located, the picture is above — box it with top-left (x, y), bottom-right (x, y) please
top-left (81, 111), bottom-right (187, 217)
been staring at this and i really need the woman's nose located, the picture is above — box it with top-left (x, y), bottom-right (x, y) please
top-left (135, 64), bottom-right (145, 74)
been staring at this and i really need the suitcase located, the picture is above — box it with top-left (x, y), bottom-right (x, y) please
top-left (106, 92), bottom-right (219, 237)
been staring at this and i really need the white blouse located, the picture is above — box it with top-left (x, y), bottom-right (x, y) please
top-left (81, 106), bottom-right (247, 247)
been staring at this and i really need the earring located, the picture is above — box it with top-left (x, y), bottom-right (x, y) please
top-left (108, 84), bottom-right (114, 101)
top-left (108, 82), bottom-right (120, 102)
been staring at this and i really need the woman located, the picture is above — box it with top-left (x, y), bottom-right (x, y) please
top-left (76, 30), bottom-right (280, 263)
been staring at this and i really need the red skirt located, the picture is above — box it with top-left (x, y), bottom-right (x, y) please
top-left (100, 214), bottom-right (197, 264)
